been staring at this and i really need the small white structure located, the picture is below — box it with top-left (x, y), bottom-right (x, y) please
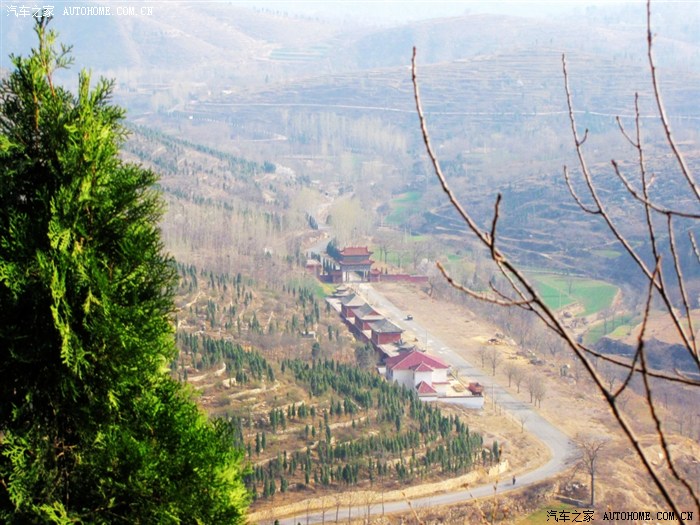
top-left (416, 381), bottom-right (439, 402)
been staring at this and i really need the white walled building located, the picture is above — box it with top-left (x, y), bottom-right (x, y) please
top-left (385, 351), bottom-right (450, 393)
top-left (384, 350), bottom-right (484, 408)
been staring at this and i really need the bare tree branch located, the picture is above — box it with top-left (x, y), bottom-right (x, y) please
top-left (613, 257), bottom-right (659, 402)
top-left (489, 193), bottom-right (502, 260)
top-left (563, 166), bottom-right (600, 216)
top-left (690, 232), bottom-right (700, 265)
top-left (412, 0), bottom-right (699, 514)
top-left (436, 261), bottom-right (533, 308)
top-left (610, 95), bottom-right (700, 218)
top-left (667, 215), bottom-right (699, 360)
top-left (646, 0), bottom-right (700, 202)
top-left (610, 161), bottom-right (700, 220)
top-left (564, 47), bottom-right (698, 370)
top-left (582, 343), bottom-right (700, 388)
top-left (615, 108), bottom-right (638, 148)
top-left (639, 307), bottom-right (700, 512)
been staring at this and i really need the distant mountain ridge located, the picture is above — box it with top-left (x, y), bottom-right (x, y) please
top-left (2, 2), bottom-right (698, 88)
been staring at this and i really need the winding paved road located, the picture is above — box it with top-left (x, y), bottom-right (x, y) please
top-left (271, 283), bottom-right (578, 524)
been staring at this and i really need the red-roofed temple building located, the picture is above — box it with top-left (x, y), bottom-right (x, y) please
top-left (353, 305), bottom-right (383, 331)
top-left (339, 294), bottom-right (366, 320)
top-left (369, 319), bottom-right (403, 346)
top-left (338, 246), bottom-right (374, 282)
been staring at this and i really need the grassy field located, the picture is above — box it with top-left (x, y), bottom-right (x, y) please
top-left (583, 314), bottom-right (636, 345)
top-left (371, 233), bottom-right (428, 269)
top-left (285, 275), bottom-right (329, 299)
top-left (385, 191), bottom-right (422, 225)
top-left (528, 273), bottom-right (618, 316)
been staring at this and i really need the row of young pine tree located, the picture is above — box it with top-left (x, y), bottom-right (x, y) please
top-left (245, 359), bottom-right (497, 501)
top-left (175, 262), bottom-right (328, 337)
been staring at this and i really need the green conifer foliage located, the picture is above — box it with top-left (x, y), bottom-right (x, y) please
top-left (0, 19), bottom-right (249, 523)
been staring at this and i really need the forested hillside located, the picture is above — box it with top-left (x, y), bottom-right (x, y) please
top-left (172, 331), bottom-right (497, 508)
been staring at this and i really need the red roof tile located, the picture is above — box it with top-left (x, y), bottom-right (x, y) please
top-left (340, 247), bottom-right (372, 256)
top-left (353, 304), bottom-right (378, 318)
top-left (385, 350), bottom-right (449, 371)
top-left (369, 319), bottom-right (403, 334)
top-left (339, 259), bottom-right (373, 266)
top-left (341, 296), bottom-right (365, 308)
top-left (416, 381), bottom-right (438, 394)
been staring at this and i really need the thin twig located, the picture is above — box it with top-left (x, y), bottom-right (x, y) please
top-left (611, 97), bottom-right (699, 218)
top-left (580, 345), bottom-right (700, 387)
top-left (564, 51), bottom-right (696, 366)
top-left (690, 232), bottom-right (700, 265)
top-left (436, 262), bottom-right (532, 307)
top-left (563, 53), bottom-right (655, 276)
top-left (646, 0), bottom-right (700, 202)
top-left (489, 194), bottom-right (502, 260)
top-left (616, 110), bottom-right (638, 148)
top-left (631, 257), bottom-right (658, 388)
top-left (667, 215), bottom-right (699, 362)
top-left (563, 166), bottom-right (600, 215)
top-left (612, 342), bottom-right (642, 400)
top-left (638, 297), bottom-right (700, 512)
top-left (610, 161), bottom-right (700, 219)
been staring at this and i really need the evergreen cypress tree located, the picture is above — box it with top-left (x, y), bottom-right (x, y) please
top-left (0, 19), bottom-right (249, 523)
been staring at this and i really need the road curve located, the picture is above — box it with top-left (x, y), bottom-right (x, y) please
top-left (270, 283), bottom-right (578, 525)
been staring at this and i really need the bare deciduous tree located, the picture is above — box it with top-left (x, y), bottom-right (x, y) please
top-left (532, 380), bottom-right (546, 409)
top-left (526, 374), bottom-right (539, 405)
top-left (577, 435), bottom-right (608, 507)
top-left (333, 493), bottom-right (343, 523)
top-left (487, 346), bottom-right (502, 376)
top-left (601, 361), bottom-right (621, 393)
top-left (478, 344), bottom-right (487, 368)
top-left (518, 413), bottom-right (529, 433)
top-left (504, 362), bottom-right (517, 388)
top-left (412, 1), bottom-right (699, 521)
top-left (512, 365), bottom-right (526, 394)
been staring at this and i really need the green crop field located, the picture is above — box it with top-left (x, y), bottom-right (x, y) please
top-left (386, 191), bottom-right (422, 225)
top-left (529, 273), bottom-right (618, 316)
top-left (608, 324), bottom-right (634, 338)
top-left (583, 314), bottom-right (636, 345)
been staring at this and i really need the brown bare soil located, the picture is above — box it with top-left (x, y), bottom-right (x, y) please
top-left (619, 309), bottom-right (700, 347)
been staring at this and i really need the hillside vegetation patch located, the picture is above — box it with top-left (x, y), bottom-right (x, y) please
top-left (529, 273), bottom-right (618, 316)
